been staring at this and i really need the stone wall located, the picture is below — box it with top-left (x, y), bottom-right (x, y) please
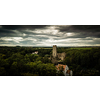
top-left (57, 52), bottom-right (66, 60)
top-left (52, 45), bottom-right (57, 58)
top-left (52, 45), bottom-right (66, 62)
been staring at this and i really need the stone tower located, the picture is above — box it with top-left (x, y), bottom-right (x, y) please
top-left (52, 45), bottom-right (57, 58)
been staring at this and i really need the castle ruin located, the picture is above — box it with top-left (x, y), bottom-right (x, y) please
top-left (52, 45), bottom-right (66, 61)
top-left (52, 45), bottom-right (57, 58)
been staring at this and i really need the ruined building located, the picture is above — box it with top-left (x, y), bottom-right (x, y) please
top-left (52, 45), bottom-right (57, 58)
top-left (52, 45), bottom-right (73, 76)
top-left (52, 45), bottom-right (66, 61)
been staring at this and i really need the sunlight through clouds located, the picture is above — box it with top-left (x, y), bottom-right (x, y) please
top-left (0, 25), bottom-right (100, 46)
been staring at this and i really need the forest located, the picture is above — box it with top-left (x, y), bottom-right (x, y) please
top-left (0, 46), bottom-right (100, 76)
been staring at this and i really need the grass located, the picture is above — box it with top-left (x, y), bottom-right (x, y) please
top-left (69, 47), bottom-right (92, 50)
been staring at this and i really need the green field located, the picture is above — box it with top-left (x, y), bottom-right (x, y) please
top-left (69, 47), bottom-right (92, 50)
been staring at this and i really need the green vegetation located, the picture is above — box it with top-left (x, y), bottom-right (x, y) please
top-left (63, 47), bottom-right (100, 76)
top-left (0, 46), bottom-right (100, 76)
top-left (0, 47), bottom-right (58, 76)
top-left (69, 47), bottom-right (92, 50)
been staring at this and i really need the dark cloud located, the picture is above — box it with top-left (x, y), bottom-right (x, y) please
top-left (0, 25), bottom-right (100, 46)
top-left (72, 25), bottom-right (100, 32)
top-left (1, 25), bottom-right (49, 30)
top-left (57, 25), bottom-right (100, 33)
top-left (0, 28), bottom-right (15, 37)
top-left (55, 25), bottom-right (100, 38)
top-left (0, 28), bottom-right (13, 33)
top-left (0, 25), bottom-right (50, 37)
top-left (0, 40), bottom-right (17, 45)
top-left (0, 40), bottom-right (6, 43)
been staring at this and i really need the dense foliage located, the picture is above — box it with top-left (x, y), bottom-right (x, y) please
top-left (0, 46), bottom-right (100, 76)
top-left (63, 48), bottom-right (100, 75)
top-left (0, 47), bottom-right (57, 76)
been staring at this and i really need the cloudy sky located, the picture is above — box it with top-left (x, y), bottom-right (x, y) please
top-left (0, 25), bottom-right (100, 47)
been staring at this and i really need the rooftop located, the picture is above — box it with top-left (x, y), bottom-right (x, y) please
top-left (55, 64), bottom-right (66, 71)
